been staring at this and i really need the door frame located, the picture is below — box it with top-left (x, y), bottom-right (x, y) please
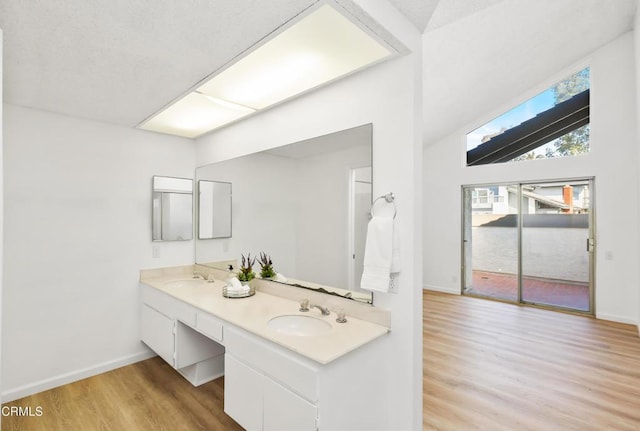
top-left (347, 164), bottom-right (372, 291)
top-left (461, 177), bottom-right (595, 315)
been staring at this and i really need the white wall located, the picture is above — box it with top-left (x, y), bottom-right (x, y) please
top-left (635, 7), bottom-right (640, 334)
top-left (1, 105), bottom-right (196, 401)
top-left (195, 1), bottom-right (423, 428)
top-left (423, 32), bottom-right (640, 325)
top-left (0, 28), bottom-right (4, 429)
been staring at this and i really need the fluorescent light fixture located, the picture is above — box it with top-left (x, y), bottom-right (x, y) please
top-left (139, 4), bottom-right (393, 138)
top-left (195, 92), bottom-right (256, 112)
top-left (141, 92), bottom-right (254, 139)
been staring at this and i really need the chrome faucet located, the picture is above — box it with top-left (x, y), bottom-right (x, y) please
top-left (299, 299), bottom-right (330, 315)
top-left (310, 304), bottom-right (331, 316)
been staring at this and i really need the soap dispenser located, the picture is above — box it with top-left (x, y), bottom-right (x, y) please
top-left (225, 264), bottom-right (235, 285)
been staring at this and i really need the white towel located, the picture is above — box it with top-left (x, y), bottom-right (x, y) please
top-left (226, 277), bottom-right (249, 294)
top-left (360, 215), bottom-right (394, 292)
top-left (391, 220), bottom-right (401, 274)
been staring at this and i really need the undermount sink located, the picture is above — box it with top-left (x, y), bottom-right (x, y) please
top-left (268, 314), bottom-right (332, 336)
top-left (164, 279), bottom-right (206, 288)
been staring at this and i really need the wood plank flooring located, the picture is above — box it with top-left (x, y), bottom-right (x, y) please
top-left (1, 357), bottom-right (244, 431)
top-left (424, 290), bottom-right (640, 431)
top-left (3, 291), bottom-right (639, 430)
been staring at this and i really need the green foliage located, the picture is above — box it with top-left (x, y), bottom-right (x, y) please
top-left (552, 124), bottom-right (590, 157)
top-left (511, 151), bottom-right (546, 162)
top-left (238, 253), bottom-right (256, 282)
top-left (551, 68), bottom-right (590, 103)
top-left (258, 252), bottom-right (276, 279)
top-left (547, 68), bottom-right (590, 158)
top-left (511, 68), bottom-right (591, 162)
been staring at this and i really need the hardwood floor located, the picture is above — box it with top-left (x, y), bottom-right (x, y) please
top-left (424, 290), bottom-right (640, 431)
top-left (1, 357), bottom-right (243, 431)
top-left (3, 292), bottom-right (639, 430)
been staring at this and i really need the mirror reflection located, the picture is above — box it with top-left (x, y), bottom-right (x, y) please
top-left (195, 124), bottom-right (372, 303)
top-left (152, 176), bottom-right (193, 241)
top-left (198, 180), bottom-right (232, 239)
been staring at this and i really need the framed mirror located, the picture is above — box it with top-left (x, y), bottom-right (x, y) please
top-left (152, 176), bottom-right (193, 241)
top-left (198, 180), bottom-right (232, 239)
top-left (195, 124), bottom-right (373, 303)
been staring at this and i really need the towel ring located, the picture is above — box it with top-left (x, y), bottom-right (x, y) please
top-left (371, 192), bottom-right (397, 219)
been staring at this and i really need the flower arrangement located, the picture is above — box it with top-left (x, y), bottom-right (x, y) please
top-left (237, 253), bottom-right (256, 283)
top-left (258, 252), bottom-right (276, 279)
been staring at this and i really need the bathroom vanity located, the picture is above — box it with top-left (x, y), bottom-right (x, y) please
top-left (139, 265), bottom-right (390, 431)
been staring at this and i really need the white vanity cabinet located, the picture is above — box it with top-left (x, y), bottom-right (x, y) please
top-left (263, 376), bottom-right (317, 431)
top-left (224, 326), bottom-right (319, 431)
top-left (140, 285), bottom-right (225, 385)
top-left (139, 274), bottom-right (390, 430)
top-left (141, 303), bottom-right (175, 365)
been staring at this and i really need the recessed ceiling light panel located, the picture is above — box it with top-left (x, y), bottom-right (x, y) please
top-left (139, 4), bottom-right (394, 138)
top-left (140, 92), bottom-right (254, 138)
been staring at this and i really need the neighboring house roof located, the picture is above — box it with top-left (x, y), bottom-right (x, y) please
top-left (506, 186), bottom-right (584, 212)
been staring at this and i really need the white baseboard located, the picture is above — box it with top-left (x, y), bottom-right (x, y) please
top-left (1, 349), bottom-right (156, 403)
top-left (423, 284), bottom-right (460, 295)
top-left (595, 312), bottom-right (638, 326)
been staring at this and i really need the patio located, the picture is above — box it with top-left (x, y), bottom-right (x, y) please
top-left (466, 270), bottom-right (590, 311)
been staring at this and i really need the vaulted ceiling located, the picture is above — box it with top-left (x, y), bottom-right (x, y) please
top-left (422, 0), bottom-right (637, 144)
top-left (0, 0), bottom-right (637, 144)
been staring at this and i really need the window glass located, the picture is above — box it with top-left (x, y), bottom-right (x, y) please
top-left (466, 68), bottom-right (590, 165)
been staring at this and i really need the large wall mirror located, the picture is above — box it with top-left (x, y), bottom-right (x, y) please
top-left (195, 124), bottom-right (373, 303)
top-left (152, 176), bottom-right (193, 241)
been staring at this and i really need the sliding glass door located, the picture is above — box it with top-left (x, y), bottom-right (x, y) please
top-left (462, 184), bottom-right (519, 302)
top-left (462, 179), bottom-right (594, 314)
top-left (520, 180), bottom-right (592, 311)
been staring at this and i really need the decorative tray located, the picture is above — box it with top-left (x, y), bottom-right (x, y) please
top-left (223, 285), bottom-right (255, 298)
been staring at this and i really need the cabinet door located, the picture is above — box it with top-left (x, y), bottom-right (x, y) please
top-left (224, 354), bottom-right (263, 431)
top-left (141, 304), bottom-right (175, 366)
top-left (264, 378), bottom-right (318, 431)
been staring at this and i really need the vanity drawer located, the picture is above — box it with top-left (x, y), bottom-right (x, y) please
top-left (225, 326), bottom-right (319, 402)
top-left (141, 285), bottom-right (175, 317)
top-left (196, 312), bottom-right (224, 343)
top-left (174, 303), bottom-right (197, 327)
top-left (141, 285), bottom-right (196, 326)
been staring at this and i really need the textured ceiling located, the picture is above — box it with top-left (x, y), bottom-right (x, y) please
top-left (387, 0), bottom-right (439, 31)
top-left (0, 0), bottom-right (318, 127)
top-left (387, 0), bottom-right (506, 32)
top-left (425, 0), bottom-right (505, 31)
top-left (0, 0), bottom-right (637, 142)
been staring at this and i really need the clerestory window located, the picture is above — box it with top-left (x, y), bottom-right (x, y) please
top-left (466, 68), bottom-right (590, 166)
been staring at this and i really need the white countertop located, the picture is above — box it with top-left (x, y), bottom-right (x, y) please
top-left (140, 274), bottom-right (389, 365)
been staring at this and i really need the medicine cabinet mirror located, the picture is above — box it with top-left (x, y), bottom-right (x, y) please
top-left (198, 180), bottom-right (232, 239)
top-left (195, 124), bottom-right (373, 303)
top-left (152, 176), bottom-right (193, 241)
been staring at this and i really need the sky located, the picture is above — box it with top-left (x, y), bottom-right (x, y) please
top-left (466, 68), bottom-right (590, 157)
top-left (466, 88), bottom-right (555, 152)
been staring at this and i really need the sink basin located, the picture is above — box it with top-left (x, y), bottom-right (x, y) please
top-left (268, 314), bottom-right (332, 336)
top-left (163, 279), bottom-right (206, 288)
